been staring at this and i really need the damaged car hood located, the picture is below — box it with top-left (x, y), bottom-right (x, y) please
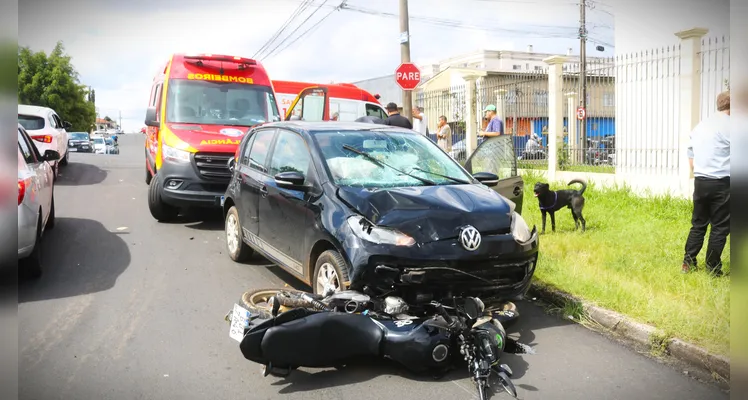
top-left (337, 184), bottom-right (513, 243)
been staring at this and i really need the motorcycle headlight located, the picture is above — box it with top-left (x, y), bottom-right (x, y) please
top-left (162, 143), bottom-right (191, 163)
top-left (346, 216), bottom-right (416, 246)
top-left (510, 212), bottom-right (533, 244)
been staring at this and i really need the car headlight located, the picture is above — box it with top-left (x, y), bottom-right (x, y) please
top-left (346, 216), bottom-right (416, 246)
top-left (162, 143), bottom-right (191, 163)
top-left (510, 211), bottom-right (533, 244)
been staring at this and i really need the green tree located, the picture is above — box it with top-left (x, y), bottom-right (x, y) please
top-left (18, 41), bottom-right (95, 132)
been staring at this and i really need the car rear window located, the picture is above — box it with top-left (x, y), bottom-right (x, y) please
top-left (93, 138), bottom-right (105, 144)
top-left (18, 114), bottom-right (45, 131)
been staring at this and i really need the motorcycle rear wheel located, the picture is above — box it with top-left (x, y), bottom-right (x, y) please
top-left (241, 288), bottom-right (313, 318)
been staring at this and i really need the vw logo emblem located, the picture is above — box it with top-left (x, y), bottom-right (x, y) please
top-left (459, 226), bottom-right (481, 251)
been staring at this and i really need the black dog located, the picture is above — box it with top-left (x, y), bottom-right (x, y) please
top-left (533, 179), bottom-right (587, 233)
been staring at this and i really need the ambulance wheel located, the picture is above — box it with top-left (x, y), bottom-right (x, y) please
top-left (148, 173), bottom-right (179, 222)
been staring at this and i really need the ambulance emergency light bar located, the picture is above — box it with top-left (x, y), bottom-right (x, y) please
top-left (183, 54), bottom-right (258, 68)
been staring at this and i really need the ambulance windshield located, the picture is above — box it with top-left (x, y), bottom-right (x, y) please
top-left (166, 79), bottom-right (281, 126)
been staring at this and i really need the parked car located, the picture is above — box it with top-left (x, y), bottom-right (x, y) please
top-left (17, 124), bottom-right (60, 278)
top-left (18, 104), bottom-right (71, 179)
top-left (221, 121), bottom-right (539, 302)
top-left (92, 135), bottom-right (107, 154)
top-left (68, 132), bottom-right (93, 153)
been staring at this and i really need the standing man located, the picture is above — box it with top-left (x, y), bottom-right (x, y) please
top-left (384, 102), bottom-right (413, 129)
top-left (412, 106), bottom-right (429, 137)
top-left (681, 91), bottom-right (730, 277)
top-left (436, 115), bottom-right (452, 152)
top-left (478, 104), bottom-right (505, 145)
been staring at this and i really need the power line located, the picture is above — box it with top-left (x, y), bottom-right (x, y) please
top-left (264, 1), bottom-right (348, 60)
top-left (253, 0), bottom-right (314, 59)
top-left (261, 0), bottom-right (335, 60)
top-left (267, 0), bottom-right (612, 48)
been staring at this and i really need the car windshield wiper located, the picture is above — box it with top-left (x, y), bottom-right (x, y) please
top-left (342, 145), bottom-right (436, 186)
top-left (409, 166), bottom-right (471, 184)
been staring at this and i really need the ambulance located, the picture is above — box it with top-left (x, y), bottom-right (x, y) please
top-left (272, 80), bottom-right (387, 122)
top-left (143, 53), bottom-right (281, 222)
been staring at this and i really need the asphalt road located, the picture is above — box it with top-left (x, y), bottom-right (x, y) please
top-left (18, 135), bottom-right (726, 400)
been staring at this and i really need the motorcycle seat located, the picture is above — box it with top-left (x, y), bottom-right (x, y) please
top-left (261, 312), bottom-right (384, 368)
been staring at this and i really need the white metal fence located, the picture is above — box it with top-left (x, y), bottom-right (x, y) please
top-left (699, 35), bottom-right (730, 120)
top-left (408, 29), bottom-right (728, 197)
top-left (614, 44), bottom-right (682, 176)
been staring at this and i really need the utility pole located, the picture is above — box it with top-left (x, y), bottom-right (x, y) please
top-left (399, 0), bottom-right (412, 121)
top-left (119, 110), bottom-right (122, 130)
top-left (579, 0), bottom-right (588, 153)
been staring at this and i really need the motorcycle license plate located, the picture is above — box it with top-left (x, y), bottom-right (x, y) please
top-left (228, 303), bottom-right (251, 342)
top-left (69, 148), bottom-right (77, 152)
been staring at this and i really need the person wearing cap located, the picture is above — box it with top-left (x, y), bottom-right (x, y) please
top-left (478, 104), bottom-right (504, 144)
top-left (383, 102), bottom-right (413, 129)
top-left (681, 91), bottom-right (730, 277)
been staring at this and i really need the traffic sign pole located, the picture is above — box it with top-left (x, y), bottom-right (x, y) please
top-left (399, 0), bottom-right (412, 120)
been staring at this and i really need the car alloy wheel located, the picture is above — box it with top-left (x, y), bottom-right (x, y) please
top-left (315, 262), bottom-right (340, 295)
top-left (226, 213), bottom-right (240, 254)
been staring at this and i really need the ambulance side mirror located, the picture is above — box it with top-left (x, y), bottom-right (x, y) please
top-left (145, 107), bottom-right (159, 127)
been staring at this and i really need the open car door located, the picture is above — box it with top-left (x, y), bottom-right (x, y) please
top-left (284, 86), bottom-right (330, 122)
top-left (463, 136), bottom-right (525, 215)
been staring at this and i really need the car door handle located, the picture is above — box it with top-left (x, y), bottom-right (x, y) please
top-left (259, 185), bottom-right (268, 197)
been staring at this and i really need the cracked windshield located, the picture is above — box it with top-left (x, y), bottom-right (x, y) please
top-left (316, 130), bottom-right (472, 187)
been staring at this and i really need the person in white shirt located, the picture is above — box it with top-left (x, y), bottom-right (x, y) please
top-left (412, 106), bottom-right (428, 136)
top-left (681, 91), bottom-right (730, 277)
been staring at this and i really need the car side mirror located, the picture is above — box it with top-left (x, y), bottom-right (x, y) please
top-left (145, 107), bottom-right (159, 127)
top-left (63, 121), bottom-right (72, 129)
top-left (227, 158), bottom-right (236, 174)
top-left (43, 150), bottom-right (61, 162)
top-left (274, 171), bottom-right (308, 191)
top-left (473, 171), bottom-right (499, 187)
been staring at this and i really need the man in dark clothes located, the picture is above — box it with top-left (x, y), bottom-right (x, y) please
top-left (681, 91), bottom-right (730, 277)
top-left (383, 102), bottom-right (413, 129)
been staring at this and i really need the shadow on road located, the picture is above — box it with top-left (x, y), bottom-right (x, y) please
top-left (153, 208), bottom-right (225, 231)
top-left (56, 162), bottom-right (108, 186)
top-left (270, 357), bottom-right (472, 395)
top-left (18, 218), bottom-right (130, 303)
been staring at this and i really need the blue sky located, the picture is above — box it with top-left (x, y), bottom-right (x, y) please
top-left (19, 0), bottom-right (615, 131)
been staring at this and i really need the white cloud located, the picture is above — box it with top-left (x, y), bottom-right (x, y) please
top-left (19, 0), bottom-right (614, 131)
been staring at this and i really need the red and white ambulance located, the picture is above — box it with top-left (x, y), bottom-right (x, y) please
top-left (272, 80), bottom-right (387, 122)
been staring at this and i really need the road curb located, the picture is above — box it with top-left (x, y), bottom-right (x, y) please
top-left (527, 283), bottom-right (730, 385)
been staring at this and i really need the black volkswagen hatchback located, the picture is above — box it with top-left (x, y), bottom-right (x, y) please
top-left (222, 121), bottom-right (539, 303)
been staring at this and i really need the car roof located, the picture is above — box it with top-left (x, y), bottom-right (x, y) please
top-left (18, 104), bottom-right (53, 115)
top-left (263, 121), bottom-right (416, 135)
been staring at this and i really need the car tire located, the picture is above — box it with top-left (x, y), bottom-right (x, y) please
top-left (60, 149), bottom-right (69, 166)
top-left (312, 250), bottom-right (350, 296)
top-left (225, 205), bottom-right (253, 262)
top-left (22, 213), bottom-right (44, 279)
top-left (45, 195), bottom-right (55, 230)
top-left (148, 173), bottom-right (179, 222)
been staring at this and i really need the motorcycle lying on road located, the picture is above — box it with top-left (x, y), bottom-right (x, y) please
top-left (225, 289), bottom-right (534, 399)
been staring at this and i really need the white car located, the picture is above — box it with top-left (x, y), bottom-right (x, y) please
top-left (18, 104), bottom-right (71, 179)
top-left (18, 124), bottom-right (58, 278)
top-left (92, 135), bottom-right (107, 154)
